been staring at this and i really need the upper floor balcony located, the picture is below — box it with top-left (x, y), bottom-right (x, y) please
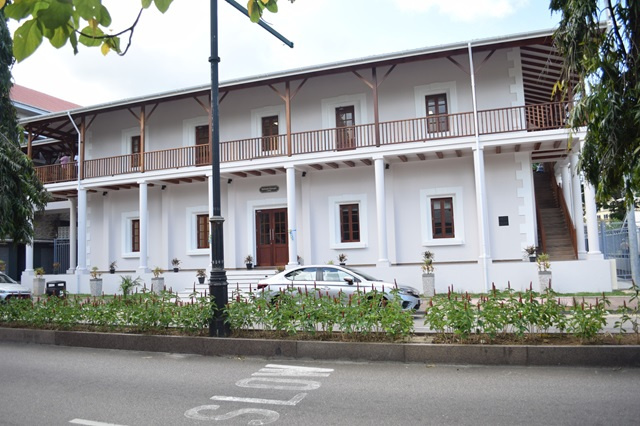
top-left (34, 101), bottom-right (569, 185)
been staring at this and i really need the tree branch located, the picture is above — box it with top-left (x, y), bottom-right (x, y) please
top-left (606, 0), bottom-right (628, 62)
top-left (72, 8), bottom-right (144, 56)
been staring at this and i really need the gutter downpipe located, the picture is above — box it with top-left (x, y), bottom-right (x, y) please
top-left (468, 42), bottom-right (491, 292)
top-left (67, 112), bottom-right (87, 282)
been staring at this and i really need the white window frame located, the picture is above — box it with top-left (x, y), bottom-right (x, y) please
top-left (183, 116), bottom-right (209, 147)
top-left (186, 206), bottom-right (210, 255)
top-left (420, 187), bottom-right (465, 246)
top-left (121, 127), bottom-right (144, 155)
top-left (321, 93), bottom-right (368, 129)
top-left (121, 211), bottom-right (140, 258)
top-left (328, 194), bottom-right (368, 249)
top-left (251, 105), bottom-right (287, 139)
top-left (414, 81), bottom-right (458, 136)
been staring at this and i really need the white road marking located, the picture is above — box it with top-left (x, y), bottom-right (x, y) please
top-left (210, 392), bottom-right (307, 406)
top-left (185, 406), bottom-right (279, 424)
top-left (254, 364), bottom-right (334, 377)
top-left (69, 420), bottom-right (127, 426)
top-left (236, 377), bottom-right (322, 390)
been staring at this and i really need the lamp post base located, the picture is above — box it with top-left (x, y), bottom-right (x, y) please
top-left (209, 268), bottom-right (230, 337)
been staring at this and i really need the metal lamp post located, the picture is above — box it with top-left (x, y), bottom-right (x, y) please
top-left (208, 0), bottom-right (293, 337)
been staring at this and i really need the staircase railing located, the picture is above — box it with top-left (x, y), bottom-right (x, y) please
top-left (550, 171), bottom-right (578, 258)
top-left (535, 202), bottom-right (547, 254)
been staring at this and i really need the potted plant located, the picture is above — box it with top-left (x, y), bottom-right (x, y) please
top-left (89, 266), bottom-right (102, 296)
top-left (244, 255), bottom-right (253, 270)
top-left (171, 258), bottom-right (181, 272)
top-left (196, 269), bottom-right (207, 284)
top-left (0, 260), bottom-right (5, 272)
top-left (536, 252), bottom-right (551, 292)
top-left (109, 261), bottom-right (117, 274)
top-left (337, 253), bottom-right (347, 266)
top-left (421, 250), bottom-right (435, 297)
top-left (52, 262), bottom-right (61, 274)
top-left (33, 267), bottom-right (46, 296)
top-left (151, 266), bottom-right (165, 294)
top-left (524, 245), bottom-right (537, 262)
top-left (119, 275), bottom-right (142, 297)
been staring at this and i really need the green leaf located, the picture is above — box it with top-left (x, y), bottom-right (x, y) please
top-left (35, 0), bottom-right (73, 30)
top-left (69, 30), bottom-right (79, 54)
top-left (48, 24), bottom-right (72, 49)
top-left (97, 4), bottom-right (111, 26)
top-left (247, 0), bottom-right (261, 23)
top-left (78, 24), bottom-right (103, 47)
top-left (153, 0), bottom-right (173, 13)
top-left (4, 0), bottom-right (39, 21)
top-left (265, 0), bottom-right (278, 13)
top-left (13, 19), bottom-right (43, 62)
top-left (141, 0), bottom-right (152, 8)
top-left (110, 36), bottom-right (121, 53)
top-left (73, 0), bottom-right (112, 27)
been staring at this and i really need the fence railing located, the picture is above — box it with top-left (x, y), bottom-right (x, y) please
top-left (35, 102), bottom-right (570, 184)
top-left (599, 221), bottom-right (639, 281)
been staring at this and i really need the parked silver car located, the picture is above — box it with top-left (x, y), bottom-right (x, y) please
top-left (0, 272), bottom-right (32, 301)
top-left (257, 265), bottom-right (421, 310)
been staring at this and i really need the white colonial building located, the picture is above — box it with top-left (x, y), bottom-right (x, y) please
top-left (19, 27), bottom-right (615, 295)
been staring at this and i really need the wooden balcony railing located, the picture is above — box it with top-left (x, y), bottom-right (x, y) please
top-left (36, 102), bottom-right (570, 184)
top-left (35, 162), bottom-right (78, 183)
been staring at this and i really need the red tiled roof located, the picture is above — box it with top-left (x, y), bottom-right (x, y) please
top-left (9, 84), bottom-right (81, 112)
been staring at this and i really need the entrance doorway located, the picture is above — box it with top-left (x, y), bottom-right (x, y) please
top-left (335, 105), bottom-right (356, 150)
top-left (255, 208), bottom-right (288, 266)
top-left (195, 125), bottom-right (210, 166)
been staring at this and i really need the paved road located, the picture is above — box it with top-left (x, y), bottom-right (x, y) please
top-left (1, 342), bottom-right (639, 425)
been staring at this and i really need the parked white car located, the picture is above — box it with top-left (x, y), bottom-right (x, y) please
top-left (257, 265), bottom-right (421, 310)
top-left (0, 272), bottom-right (32, 301)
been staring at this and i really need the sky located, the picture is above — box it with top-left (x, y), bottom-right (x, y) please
top-left (9, 0), bottom-right (563, 107)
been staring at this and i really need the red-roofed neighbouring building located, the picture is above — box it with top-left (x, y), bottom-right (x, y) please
top-left (10, 84), bottom-right (81, 117)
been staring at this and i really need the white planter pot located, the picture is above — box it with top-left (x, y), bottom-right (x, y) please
top-left (152, 278), bottom-right (165, 295)
top-left (422, 273), bottom-right (435, 297)
top-left (90, 279), bottom-right (103, 297)
top-left (32, 278), bottom-right (45, 296)
top-left (538, 271), bottom-right (552, 293)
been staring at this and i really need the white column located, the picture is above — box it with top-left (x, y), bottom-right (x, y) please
top-left (25, 242), bottom-right (34, 273)
top-left (285, 166), bottom-right (298, 267)
top-left (68, 197), bottom-right (77, 273)
top-left (225, 176), bottom-right (238, 269)
top-left (160, 185), bottom-right (170, 269)
top-left (560, 161), bottom-right (573, 221)
top-left (138, 181), bottom-right (149, 273)
top-left (208, 174), bottom-right (214, 269)
top-left (473, 146), bottom-right (492, 290)
top-left (374, 157), bottom-right (390, 267)
top-left (570, 153), bottom-right (587, 258)
top-left (583, 181), bottom-right (602, 258)
top-left (468, 42), bottom-right (491, 292)
top-left (76, 188), bottom-right (88, 274)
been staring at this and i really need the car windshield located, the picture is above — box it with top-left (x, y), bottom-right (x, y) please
top-left (0, 273), bottom-right (17, 284)
top-left (341, 267), bottom-right (382, 282)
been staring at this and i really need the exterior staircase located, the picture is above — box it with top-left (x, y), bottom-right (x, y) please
top-left (533, 169), bottom-right (577, 261)
top-left (178, 268), bottom-right (277, 299)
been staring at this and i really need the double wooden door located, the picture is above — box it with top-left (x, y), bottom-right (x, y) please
top-left (255, 208), bottom-right (288, 266)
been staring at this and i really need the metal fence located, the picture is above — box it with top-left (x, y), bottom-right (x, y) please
top-left (599, 221), bottom-right (638, 280)
top-left (53, 239), bottom-right (71, 273)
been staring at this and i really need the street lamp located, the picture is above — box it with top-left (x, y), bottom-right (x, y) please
top-left (208, 0), bottom-right (293, 337)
